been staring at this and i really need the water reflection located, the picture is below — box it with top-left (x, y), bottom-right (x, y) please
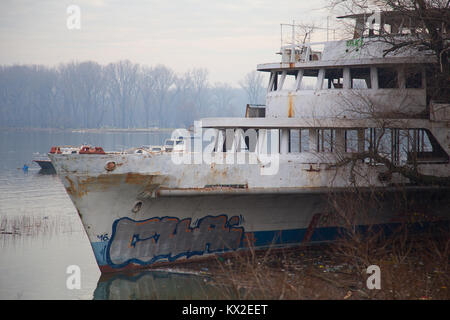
top-left (94, 270), bottom-right (229, 300)
top-left (0, 129), bottom-right (170, 299)
top-left (38, 168), bottom-right (57, 175)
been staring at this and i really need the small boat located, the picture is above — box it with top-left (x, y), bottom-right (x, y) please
top-left (32, 153), bottom-right (55, 170)
top-left (33, 159), bottom-right (55, 170)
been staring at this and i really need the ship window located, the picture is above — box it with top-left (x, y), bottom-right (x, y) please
top-left (365, 128), bottom-right (394, 159)
top-left (316, 129), bottom-right (335, 152)
top-left (405, 68), bottom-right (422, 89)
top-left (350, 68), bottom-right (371, 89)
top-left (323, 69), bottom-right (343, 89)
top-left (290, 130), bottom-right (300, 152)
top-left (345, 130), bottom-right (359, 153)
top-left (406, 129), bottom-right (448, 163)
top-left (301, 129), bottom-right (310, 152)
top-left (282, 71), bottom-right (298, 91)
top-left (362, 128), bottom-right (447, 165)
top-left (289, 129), bottom-right (310, 152)
top-left (269, 71), bottom-right (281, 92)
top-left (299, 69), bottom-right (319, 90)
top-left (378, 67), bottom-right (398, 88)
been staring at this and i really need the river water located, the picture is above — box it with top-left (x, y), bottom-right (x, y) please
top-left (0, 129), bottom-right (226, 300)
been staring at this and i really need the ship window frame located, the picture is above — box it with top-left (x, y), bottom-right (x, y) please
top-left (316, 129), bottom-right (336, 153)
top-left (378, 67), bottom-right (399, 89)
top-left (268, 71), bottom-right (281, 92)
top-left (281, 70), bottom-right (299, 91)
top-left (299, 69), bottom-right (320, 91)
top-left (323, 68), bottom-right (344, 89)
top-left (289, 129), bottom-right (310, 153)
top-left (350, 67), bottom-right (372, 89)
top-left (345, 130), bottom-right (359, 153)
top-left (362, 128), bottom-right (448, 166)
top-left (405, 67), bottom-right (423, 89)
top-left (406, 129), bottom-right (449, 164)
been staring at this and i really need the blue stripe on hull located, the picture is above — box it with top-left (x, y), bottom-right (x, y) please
top-left (90, 221), bottom-right (445, 269)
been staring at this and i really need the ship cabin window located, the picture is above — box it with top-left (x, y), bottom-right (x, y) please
top-left (345, 130), bottom-right (359, 153)
top-left (323, 69), bottom-right (344, 89)
top-left (350, 67), bottom-right (371, 89)
top-left (405, 68), bottom-right (423, 89)
top-left (282, 71), bottom-right (299, 91)
top-left (269, 71), bottom-right (298, 92)
top-left (289, 129), bottom-right (310, 152)
top-left (268, 71), bottom-right (279, 91)
top-left (363, 128), bottom-right (448, 165)
top-left (378, 67), bottom-right (398, 88)
top-left (299, 69), bottom-right (319, 90)
top-left (316, 129), bottom-right (335, 153)
top-left (405, 129), bottom-right (448, 164)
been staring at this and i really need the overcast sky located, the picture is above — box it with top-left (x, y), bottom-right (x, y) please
top-left (0, 0), bottom-right (336, 85)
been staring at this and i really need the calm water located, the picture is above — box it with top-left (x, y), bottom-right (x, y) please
top-left (0, 129), bottom-right (224, 300)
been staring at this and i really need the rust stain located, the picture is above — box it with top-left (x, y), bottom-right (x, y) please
top-left (64, 176), bottom-right (89, 198)
top-left (64, 176), bottom-right (76, 196)
top-left (288, 94), bottom-right (294, 118)
top-left (66, 173), bottom-right (166, 199)
top-left (125, 173), bottom-right (154, 185)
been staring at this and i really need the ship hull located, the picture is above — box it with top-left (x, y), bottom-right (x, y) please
top-left (48, 152), bottom-right (449, 273)
top-left (58, 172), bottom-right (448, 273)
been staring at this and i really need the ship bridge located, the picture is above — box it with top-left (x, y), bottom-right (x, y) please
top-left (256, 11), bottom-right (446, 121)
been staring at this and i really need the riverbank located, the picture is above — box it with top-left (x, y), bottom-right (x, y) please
top-left (163, 224), bottom-right (449, 300)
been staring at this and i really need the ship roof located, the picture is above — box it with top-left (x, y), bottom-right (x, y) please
top-left (337, 9), bottom-right (450, 28)
top-left (200, 117), bottom-right (433, 130)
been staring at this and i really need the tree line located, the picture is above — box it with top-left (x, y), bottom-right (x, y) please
top-left (0, 61), bottom-right (266, 129)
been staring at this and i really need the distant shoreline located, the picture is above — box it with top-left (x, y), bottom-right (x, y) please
top-left (0, 127), bottom-right (177, 133)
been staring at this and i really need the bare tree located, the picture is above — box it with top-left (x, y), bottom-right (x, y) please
top-left (151, 65), bottom-right (175, 127)
top-left (0, 62), bottom-right (249, 129)
top-left (139, 66), bottom-right (157, 128)
top-left (106, 60), bottom-right (140, 128)
top-left (211, 82), bottom-right (237, 116)
top-left (239, 70), bottom-right (266, 105)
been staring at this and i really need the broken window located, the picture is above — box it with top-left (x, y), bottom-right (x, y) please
top-left (281, 71), bottom-right (299, 91)
top-left (268, 72), bottom-right (281, 92)
top-left (351, 67), bottom-right (371, 89)
top-left (362, 128), bottom-right (448, 165)
top-left (406, 129), bottom-right (448, 163)
top-left (323, 68), bottom-right (344, 89)
top-left (299, 69), bottom-right (319, 90)
top-left (405, 68), bottom-right (422, 89)
top-left (378, 67), bottom-right (398, 88)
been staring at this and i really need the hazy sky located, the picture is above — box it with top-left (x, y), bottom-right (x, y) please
top-left (0, 0), bottom-right (335, 85)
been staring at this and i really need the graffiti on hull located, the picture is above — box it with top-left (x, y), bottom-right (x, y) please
top-left (106, 214), bottom-right (244, 268)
